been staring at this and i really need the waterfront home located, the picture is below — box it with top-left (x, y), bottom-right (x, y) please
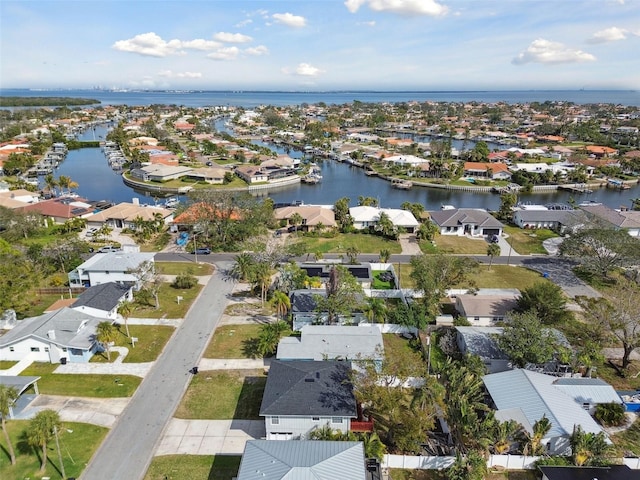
top-left (276, 325), bottom-right (384, 372)
top-left (512, 208), bottom-right (584, 233)
top-left (84, 201), bottom-right (173, 229)
top-left (0, 188), bottom-right (40, 208)
top-left (0, 307), bottom-right (104, 364)
top-left (483, 369), bottom-right (614, 455)
top-left (273, 205), bottom-right (337, 230)
top-left (130, 164), bottom-right (193, 182)
top-left (18, 195), bottom-right (94, 224)
top-left (68, 252), bottom-right (155, 289)
top-left (237, 441), bottom-right (367, 480)
top-left (429, 208), bottom-right (504, 238)
top-left (184, 166), bottom-right (226, 184)
top-left (384, 154), bottom-right (429, 167)
top-left (579, 204), bottom-right (640, 237)
top-left (234, 165), bottom-right (269, 184)
top-left (453, 289), bottom-right (520, 325)
top-left (70, 282), bottom-right (133, 320)
top-left (349, 206), bottom-right (419, 233)
top-left (259, 360), bottom-right (358, 440)
top-left (585, 145), bottom-right (618, 158)
top-left (463, 162), bottom-right (512, 180)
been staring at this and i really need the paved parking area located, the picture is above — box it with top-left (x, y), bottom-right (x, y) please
top-left (156, 419), bottom-right (265, 455)
top-left (16, 395), bottom-right (128, 427)
top-left (520, 257), bottom-right (601, 298)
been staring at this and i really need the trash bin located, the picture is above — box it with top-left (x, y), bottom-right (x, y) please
top-left (60, 357), bottom-right (67, 365)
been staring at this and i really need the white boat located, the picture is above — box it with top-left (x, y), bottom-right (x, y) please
top-left (164, 197), bottom-right (180, 208)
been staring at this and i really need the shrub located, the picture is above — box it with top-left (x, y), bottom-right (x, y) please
top-left (595, 402), bottom-right (626, 427)
top-left (171, 272), bottom-right (198, 289)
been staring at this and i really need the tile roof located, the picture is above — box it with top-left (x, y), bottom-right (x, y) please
top-left (85, 202), bottom-right (172, 223)
top-left (259, 360), bottom-right (357, 417)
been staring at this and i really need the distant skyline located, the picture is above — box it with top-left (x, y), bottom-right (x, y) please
top-left (1, 0), bottom-right (639, 91)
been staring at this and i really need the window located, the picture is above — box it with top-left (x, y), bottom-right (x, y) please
top-left (62, 348), bottom-right (67, 352)
top-left (331, 417), bottom-right (343, 424)
top-left (271, 416), bottom-right (280, 425)
top-left (44, 347), bottom-right (49, 352)
top-left (31, 347), bottom-right (40, 352)
top-left (582, 402), bottom-right (590, 410)
top-left (9, 347), bottom-right (14, 352)
top-left (474, 317), bottom-right (480, 322)
top-left (312, 417), bottom-right (320, 422)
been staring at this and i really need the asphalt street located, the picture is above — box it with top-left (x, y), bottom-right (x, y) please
top-left (81, 262), bottom-right (235, 480)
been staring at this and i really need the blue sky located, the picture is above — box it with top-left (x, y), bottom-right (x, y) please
top-left (1, 0), bottom-right (639, 90)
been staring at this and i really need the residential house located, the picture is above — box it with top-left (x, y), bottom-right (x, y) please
top-left (453, 289), bottom-right (520, 325)
top-left (430, 208), bottom-right (504, 238)
top-left (84, 201), bottom-right (173, 229)
top-left (299, 263), bottom-right (373, 288)
top-left (455, 326), bottom-right (511, 374)
top-left (18, 196), bottom-right (94, 224)
top-left (349, 206), bottom-right (419, 233)
top-left (512, 208), bottom-right (584, 233)
top-left (235, 165), bottom-right (269, 184)
top-left (579, 204), bottom-right (640, 237)
top-left (551, 377), bottom-right (622, 415)
top-left (539, 465), bottom-right (640, 480)
top-left (237, 440), bottom-right (367, 480)
top-left (483, 369), bottom-right (614, 454)
top-left (289, 289), bottom-right (366, 331)
top-left (68, 252), bottom-right (155, 289)
top-left (277, 325), bottom-right (384, 371)
top-left (130, 164), bottom-right (193, 182)
top-left (274, 205), bottom-right (337, 230)
top-left (463, 162), bottom-right (512, 180)
top-left (70, 282), bottom-right (133, 320)
top-left (259, 360), bottom-right (358, 440)
top-left (0, 188), bottom-right (40, 209)
top-left (184, 166), bottom-right (226, 184)
top-left (0, 376), bottom-right (41, 418)
top-left (0, 308), bottom-right (104, 363)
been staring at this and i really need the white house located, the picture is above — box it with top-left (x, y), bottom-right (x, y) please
top-left (71, 282), bottom-right (133, 319)
top-left (0, 308), bottom-right (104, 364)
top-left (68, 252), bottom-right (155, 289)
top-left (259, 360), bottom-right (359, 440)
top-left (429, 208), bottom-right (504, 238)
top-left (349, 206), bottom-right (419, 233)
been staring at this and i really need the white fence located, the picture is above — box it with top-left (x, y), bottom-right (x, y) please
top-left (382, 454), bottom-right (640, 471)
top-left (358, 323), bottom-right (418, 335)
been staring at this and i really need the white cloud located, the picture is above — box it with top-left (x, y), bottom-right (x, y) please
top-left (207, 46), bottom-right (240, 61)
top-left (587, 27), bottom-right (628, 43)
top-left (235, 19), bottom-right (252, 28)
top-left (512, 39), bottom-right (596, 65)
top-left (288, 63), bottom-right (323, 76)
top-left (213, 32), bottom-right (253, 43)
top-left (345, 0), bottom-right (448, 17)
top-left (158, 70), bottom-right (202, 78)
top-left (357, 20), bottom-right (376, 27)
top-left (112, 32), bottom-right (183, 57)
top-left (272, 12), bottom-right (307, 28)
top-left (181, 39), bottom-right (221, 51)
top-left (245, 45), bottom-right (269, 56)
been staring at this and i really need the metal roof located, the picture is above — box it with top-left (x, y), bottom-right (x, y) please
top-left (237, 440), bottom-right (366, 480)
top-left (539, 465), bottom-right (640, 480)
top-left (553, 378), bottom-right (622, 405)
top-left (259, 360), bottom-right (357, 417)
top-left (483, 369), bottom-right (605, 439)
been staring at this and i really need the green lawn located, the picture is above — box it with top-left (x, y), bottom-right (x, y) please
top-left (21, 292), bottom-right (67, 319)
top-left (462, 265), bottom-right (548, 290)
top-left (503, 226), bottom-right (558, 255)
top-left (175, 369), bottom-right (266, 419)
top-left (293, 233), bottom-right (402, 254)
top-left (383, 333), bottom-right (421, 359)
top-left (20, 362), bottom-right (141, 397)
top-left (612, 416), bottom-right (640, 456)
top-left (90, 325), bottom-right (175, 363)
top-left (134, 283), bottom-right (203, 318)
top-left (0, 421), bottom-right (107, 480)
top-left (0, 361), bottom-right (18, 369)
top-left (204, 324), bottom-right (262, 359)
top-left (421, 234), bottom-right (488, 254)
top-left (372, 270), bottom-right (395, 289)
top-left (155, 261), bottom-right (214, 276)
top-left (145, 455), bottom-right (241, 480)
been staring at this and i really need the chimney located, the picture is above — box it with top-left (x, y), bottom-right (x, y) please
top-left (47, 330), bottom-right (56, 340)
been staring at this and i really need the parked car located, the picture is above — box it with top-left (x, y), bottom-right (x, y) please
top-left (194, 247), bottom-right (211, 255)
top-left (85, 227), bottom-right (98, 237)
top-left (97, 245), bottom-right (121, 253)
top-left (490, 235), bottom-right (500, 243)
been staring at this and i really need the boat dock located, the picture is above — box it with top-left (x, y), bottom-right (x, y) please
top-left (558, 184), bottom-right (593, 194)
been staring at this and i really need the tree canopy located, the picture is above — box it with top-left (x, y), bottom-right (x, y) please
top-left (515, 281), bottom-right (571, 325)
top-left (497, 311), bottom-right (558, 368)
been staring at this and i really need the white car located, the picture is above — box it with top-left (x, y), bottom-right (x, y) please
top-left (97, 245), bottom-right (121, 253)
top-left (85, 228), bottom-right (98, 237)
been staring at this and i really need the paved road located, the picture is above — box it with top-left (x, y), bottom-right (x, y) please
top-left (81, 263), bottom-right (235, 480)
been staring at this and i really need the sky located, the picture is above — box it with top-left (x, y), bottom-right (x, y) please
top-left (1, 0), bottom-right (639, 91)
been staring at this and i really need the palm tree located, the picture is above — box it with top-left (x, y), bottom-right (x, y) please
top-left (27, 409), bottom-right (62, 472)
top-left (57, 175), bottom-right (70, 195)
top-left (96, 321), bottom-right (118, 361)
top-left (492, 419), bottom-right (524, 455)
top-left (117, 301), bottom-right (135, 339)
top-left (345, 245), bottom-right (360, 264)
top-left (571, 425), bottom-right (611, 466)
top-left (522, 415), bottom-right (551, 456)
top-left (360, 432), bottom-right (386, 461)
top-left (364, 297), bottom-right (387, 323)
top-left (231, 252), bottom-right (255, 281)
top-left (270, 290), bottom-right (291, 321)
top-left (379, 248), bottom-right (391, 263)
top-left (251, 261), bottom-right (272, 306)
top-left (256, 320), bottom-right (290, 357)
top-left (289, 212), bottom-right (303, 232)
top-left (44, 173), bottom-right (58, 196)
top-left (487, 243), bottom-right (501, 270)
top-left (0, 385), bottom-right (19, 465)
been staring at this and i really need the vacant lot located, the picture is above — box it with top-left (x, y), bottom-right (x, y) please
top-left (204, 324), bottom-right (262, 359)
top-left (503, 226), bottom-right (558, 255)
top-left (90, 325), bottom-right (175, 363)
top-left (145, 455), bottom-right (241, 480)
top-left (175, 369), bottom-right (266, 420)
top-left (293, 233), bottom-right (402, 255)
top-left (421, 235), bottom-right (488, 255)
top-left (0, 421), bottom-right (107, 480)
top-left (155, 261), bottom-right (214, 276)
top-left (134, 282), bottom-right (203, 318)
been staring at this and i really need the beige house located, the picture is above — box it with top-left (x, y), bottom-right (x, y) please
top-left (274, 205), bottom-right (337, 229)
top-left (454, 289), bottom-right (520, 325)
top-left (85, 202), bottom-right (173, 229)
top-left (185, 166), bottom-right (227, 184)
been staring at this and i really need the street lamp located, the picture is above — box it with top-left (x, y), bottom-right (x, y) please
top-left (193, 232), bottom-right (199, 264)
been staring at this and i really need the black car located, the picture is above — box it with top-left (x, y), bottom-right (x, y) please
top-left (490, 235), bottom-right (500, 243)
top-left (194, 247), bottom-right (211, 255)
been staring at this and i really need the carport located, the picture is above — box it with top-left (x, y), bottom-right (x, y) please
top-left (0, 375), bottom-right (41, 418)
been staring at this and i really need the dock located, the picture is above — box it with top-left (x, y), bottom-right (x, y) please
top-left (558, 184), bottom-right (593, 194)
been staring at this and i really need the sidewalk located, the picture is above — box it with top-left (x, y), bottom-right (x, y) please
top-left (54, 347), bottom-right (153, 377)
top-left (199, 358), bottom-right (271, 370)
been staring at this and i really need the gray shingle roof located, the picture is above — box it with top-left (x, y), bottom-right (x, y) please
top-left (72, 282), bottom-right (131, 312)
top-left (0, 307), bottom-right (104, 350)
top-left (455, 327), bottom-right (509, 360)
top-left (429, 208), bottom-right (504, 229)
top-left (260, 360), bottom-right (357, 417)
top-left (237, 440), bottom-right (366, 480)
top-left (539, 465), bottom-right (640, 480)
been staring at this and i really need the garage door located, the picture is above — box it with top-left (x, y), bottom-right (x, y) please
top-left (482, 228), bottom-right (500, 236)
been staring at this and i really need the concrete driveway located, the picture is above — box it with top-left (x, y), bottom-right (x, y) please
top-left (16, 395), bottom-right (128, 428)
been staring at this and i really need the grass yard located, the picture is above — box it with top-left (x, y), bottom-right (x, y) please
top-left (292, 233), bottom-right (402, 255)
top-left (383, 334), bottom-right (424, 367)
top-left (175, 369), bottom-right (266, 419)
top-left (372, 270), bottom-right (395, 289)
top-left (612, 417), bottom-right (640, 456)
top-left (421, 234), bottom-right (489, 255)
top-left (145, 455), bottom-right (241, 480)
top-left (591, 358), bottom-right (640, 391)
top-left (204, 324), bottom-right (262, 359)
top-left (133, 282), bottom-right (203, 318)
top-left (0, 421), bottom-right (107, 480)
top-left (90, 325), bottom-right (175, 363)
top-left (462, 265), bottom-right (548, 290)
top-left (0, 361), bottom-right (18, 369)
top-left (20, 362), bottom-right (141, 397)
top-left (503, 226), bottom-right (558, 255)
top-left (21, 292), bottom-right (66, 318)
top-left (390, 470), bottom-right (536, 480)
top-left (155, 261), bottom-right (214, 276)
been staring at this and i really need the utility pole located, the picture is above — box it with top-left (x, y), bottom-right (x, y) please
top-left (54, 425), bottom-right (66, 479)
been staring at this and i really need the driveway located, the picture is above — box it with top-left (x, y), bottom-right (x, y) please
top-left (81, 262), bottom-right (236, 480)
top-left (398, 233), bottom-right (422, 255)
top-left (16, 395), bottom-right (128, 428)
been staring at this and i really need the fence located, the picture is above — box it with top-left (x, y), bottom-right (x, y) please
top-left (36, 287), bottom-right (86, 295)
top-left (358, 323), bottom-right (418, 336)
